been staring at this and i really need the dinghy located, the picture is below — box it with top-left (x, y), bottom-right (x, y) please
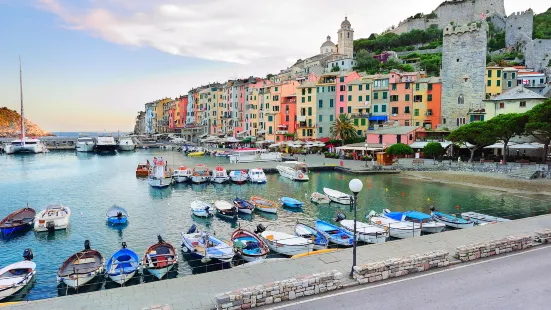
top-left (248, 168), bottom-right (267, 184)
top-left (229, 170), bottom-right (248, 184)
top-left (210, 166), bottom-right (230, 184)
top-left (143, 236), bottom-right (178, 280)
top-left (214, 200), bottom-right (238, 220)
top-left (250, 196), bottom-right (278, 214)
top-left (57, 240), bottom-right (105, 288)
top-left (106, 242), bottom-right (140, 285)
top-left (294, 222), bottom-right (329, 250)
top-left (368, 213), bottom-right (421, 239)
top-left (0, 207), bottom-right (36, 235)
top-left (315, 220), bottom-right (353, 246)
top-left (281, 197), bottom-right (303, 208)
top-left (339, 220), bottom-right (388, 244)
top-left (310, 192), bottom-right (330, 204)
top-left (258, 229), bottom-right (314, 256)
top-left (231, 227), bottom-right (270, 262)
top-left (106, 205), bottom-right (129, 225)
top-left (181, 225), bottom-right (234, 263)
top-left (383, 209), bottom-right (445, 234)
top-left (0, 249), bottom-right (35, 301)
top-left (323, 188), bottom-right (351, 205)
top-left (233, 197), bottom-right (255, 214)
top-left (34, 204), bottom-right (71, 232)
top-left (172, 166), bottom-right (192, 183)
top-left (190, 200), bottom-right (213, 218)
top-left (460, 212), bottom-right (511, 225)
top-left (432, 211), bottom-right (474, 229)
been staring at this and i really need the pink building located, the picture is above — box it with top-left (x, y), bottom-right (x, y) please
top-left (388, 71), bottom-right (421, 126)
top-left (335, 71), bottom-right (361, 117)
top-left (366, 126), bottom-right (420, 145)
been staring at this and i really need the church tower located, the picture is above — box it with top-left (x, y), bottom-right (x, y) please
top-left (338, 17), bottom-right (354, 58)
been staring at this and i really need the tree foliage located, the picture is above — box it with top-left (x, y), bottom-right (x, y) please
top-left (331, 65), bottom-right (341, 72)
top-left (354, 51), bottom-right (418, 75)
top-left (354, 26), bottom-right (443, 54)
top-left (386, 143), bottom-right (414, 156)
top-left (533, 7), bottom-right (551, 39)
top-left (487, 22), bottom-right (506, 52)
top-left (423, 142), bottom-right (445, 160)
top-left (525, 99), bottom-right (551, 161)
top-left (330, 114), bottom-right (358, 145)
top-left (447, 122), bottom-right (497, 162)
top-left (486, 113), bottom-right (528, 163)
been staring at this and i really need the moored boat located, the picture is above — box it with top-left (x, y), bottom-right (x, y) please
top-left (339, 219), bottom-right (388, 244)
top-left (0, 249), bottom-right (36, 301)
top-left (323, 188), bottom-right (351, 205)
top-left (460, 212), bottom-right (511, 225)
top-left (281, 197), bottom-right (303, 208)
top-left (431, 211), bottom-right (474, 229)
top-left (231, 227), bottom-right (270, 262)
top-left (383, 209), bottom-right (445, 234)
top-left (143, 236), bottom-right (178, 280)
top-left (229, 170), bottom-right (248, 184)
top-left (315, 220), bottom-right (353, 246)
top-left (149, 157), bottom-right (172, 188)
top-left (34, 204), bottom-right (71, 232)
top-left (117, 137), bottom-right (135, 151)
top-left (233, 197), bottom-right (255, 214)
top-left (190, 200), bottom-right (213, 218)
top-left (181, 225), bottom-right (234, 263)
top-left (0, 207), bottom-right (36, 235)
top-left (368, 213), bottom-right (421, 239)
top-left (76, 136), bottom-right (95, 152)
top-left (248, 168), bottom-right (267, 184)
top-left (135, 162), bottom-right (150, 177)
top-left (259, 230), bottom-right (314, 256)
top-left (294, 222), bottom-right (329, 250)
top-left (310, 192), bottom-right (330, 204)
top-left (172, 166), bottom-right (192, 183)
top-left (188, 151), bottom-right (205, 157)
top-left (250, 196), bottom-right (278, 214)
top-left (57, 240), bottom-right (105, 288)
top-left (94, 136), bottom-right (117, 153)
top-left (276, 162), bottom-right (309, 181)
top-left (106, 205), bottom-right (129, 225)
top-left (191, 164), bottom-right (210, 184)
top-left (214, 200), bottom-right (238, 220)
top-left (106, 242), bottom-right (140, 285)
top-left (210, 166), bottom-right (230, 184)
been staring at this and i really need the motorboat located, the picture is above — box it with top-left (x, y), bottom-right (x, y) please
top-left (106, 205), bottom-right (129, 225)
top-left (57, 240), bottom-right (105, 288)
top-left (135, 162), bottom-right (150, 177)
top-left (229, 170), bottom-right (248, 184)
top-left (106, 242), bottom-right (140, 285)
top-left (461, 212), bottom-right (511, 225)
top-left (250, 196), bottom-right (278, 214)
top-left (339, 220), bottom-right (388, 244)
top-left (315, 220), bottom-right (353, 246)
top-left (214, 151), bottom-right (231, 157)
top-left (228, 148), bottom-right (282, 164)
top-left (34, 204), bottom-right (71, 232)
top-left (210, 166), bottom-right (230, 184)
top-left (181, 225), bottom-right (234, 263)
top-left (383, 209), bottom-right (445, 234)
top-left (0, 207), bottom-right (36, 235)
top-left (291, 249), bottom-right (339, 259)
top-left (214, 200), bottom-right (238, 220)
top-left (310, 192), bottom-right (330, 204)
top-left (0, 249), bottom-right (35, 301)
top-left (231, 227), bottom-right (270, 263)
top-left (276, 162), bottom-right (309, 181)
top-left (259, 230), bottom-right (314, 256)
top-left (117, 137), bottom-right (135, 151)
top-left (94, 136), bottom-right (117, 153)
top-left (294, 222), bottom-right (329, 250)
top-left (143, 236), bottom-right (178, 280)
top-left (248, 168), bottom-right (267, 184)
top-left (190, 200), bottom-right (213, 218)
top-left (432, 211), bottom-right (474, 229)
top-left (233, 197), bottom-right (255, 214)
top-left (76, 136), bottom-right (95, 152)
top-left (281, 197), bottom-right (303, 208)
top-left (368, 214), bottom-right (421, 239)
top-left (323, 188), bottom-right (351, 205)
top-left (191, 164), bottom-right (210, 184)
top-left (149, 157), bottom-right (172, 188)
top-left (173, 166), bottom-right (192, 183)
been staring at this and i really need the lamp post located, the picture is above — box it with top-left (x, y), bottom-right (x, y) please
top-left (349, 179), bottom-right (363, 277)
top-left (364, 143), bottom-right (368, 167)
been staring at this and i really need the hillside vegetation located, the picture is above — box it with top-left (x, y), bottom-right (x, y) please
top-left (0, 107), bottom-right (52, 138)
top-left (533, 7), bottom-right (551, 39)
top-left (354, 26), bottom-right (443, 54)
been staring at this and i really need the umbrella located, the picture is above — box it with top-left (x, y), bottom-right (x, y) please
top-left (509, 143), bottom-right (544, 149)
top-left (269, 144), bottom-right (280, 148)
top-left (292, 140), bottom-right (304, 145)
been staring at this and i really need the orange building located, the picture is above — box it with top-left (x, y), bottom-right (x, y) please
top-left (424, 77), bottom-right (442, 129)
top-left (388, 71), bottom-right (422, 126)
top-left (276, 95), bottom-right (297, 142)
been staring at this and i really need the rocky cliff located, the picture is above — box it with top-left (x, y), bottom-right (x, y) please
top-left (0, 107), bottom-right (53, 138)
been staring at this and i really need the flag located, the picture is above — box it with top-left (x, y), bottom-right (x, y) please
top-left (481, 13), bottom-right (485, 20)
top-left (523, 79), bottom-right (530, 85)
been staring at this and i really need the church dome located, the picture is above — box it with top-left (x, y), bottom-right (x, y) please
top-left (321, 35), bottom-right (336, 47)
top-left (341, 17), bottom-right (351, 28)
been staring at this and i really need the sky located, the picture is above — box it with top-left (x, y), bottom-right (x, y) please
top-left (0, 0), bottom-right (549, 131)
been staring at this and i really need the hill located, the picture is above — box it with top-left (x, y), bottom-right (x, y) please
top-left (0, 107), bottom-right (53, 138)
top-left (534, 7), bottom-right (551, 39)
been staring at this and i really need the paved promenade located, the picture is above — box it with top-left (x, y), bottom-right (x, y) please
top-left (8, 214), bottom-right (551, 310)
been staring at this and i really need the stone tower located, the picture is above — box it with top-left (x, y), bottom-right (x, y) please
top-left (440, 22), bottom-right (488, 129)
top-left (473, 0), bottom-right (506, 20)
top-left (505, 9), bottom-right (534, 47)
top-left (337, 17), bottom-right (354, 58)
top-left (320, 35), bottom-right (337, 55)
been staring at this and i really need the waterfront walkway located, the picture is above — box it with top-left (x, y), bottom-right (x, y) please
top-left (9, 214), bottom-right (551, 310)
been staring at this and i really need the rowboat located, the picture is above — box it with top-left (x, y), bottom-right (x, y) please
top-left (460, 212), bottom-right (511, 225)
top-left (106, 205), bottom-right (128, 225)
top-left (190, 200), bottom-right (213, 218)
top-left (0, 249), bottom-right (35, 301)
top-left (143, 236), bottom-right (178, 280)
top-left (368, 214), bottom-right (421, 239)
top-left (291, 249), bottom-right (339, 259)
top-left (233, 197), bottom-right (255, 214)
top-left (281, 197), bottom-right (303, 208)
top-left (310, 192), bottom-right (330, 204)
top-left (432, 211), bottom-right (474, 229)
top-left (383, 209), bottom-right (445, 234)
top-left (339, 220), bottom-right (388, 243)
top-left (248, 168), bottom-right (267, 184)
top-left (231, 228), bottom-right (270, 262)
top-left (191, 164), bottom-right (210, 184)
top-left (210, 166), bottom-right (230, 184)
top-left (315, 220), bottom-right (353, 246)
top-left (276, 162), bottom-right (309, 181)
top-left (259, 230), bottom-right (314, 256)
top-left (250, 196), bottom-right (278, 214)
top-left (172, 166), bottom-right (192, 183)
top-left (135, 162), bottom-right (150, 177)
top-left (181, 225), bottom-right (234, 263)
top-left (188, 151), bottom-right (205, 157)
top-left (323, 188), bottom-right (351, 205)
top-left (0, 207), bottom-right (36, 235)
top-left (214, 200), bottom-right (238, 220)
top-left (294, 222), bottom-right (329, 250)
top-left (34, 204), bottom-right (71, 232)
top-left (229, 170), bottom-right (249, 184)
top-left (106, 242), bottom-right (140, 285)
top-left (57, 240), bottom-right (105, 288)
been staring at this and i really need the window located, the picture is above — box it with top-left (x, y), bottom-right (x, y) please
top-left (405, 120), bottom-right (410, 126)
top-left (366, 95), bottom-right (370, 101)
top-left (348, 85), bottom-right (352, 91)
top-left (330, 99), bottom-right (334, 107)
top-left (340, 95), bottom-right (344, 102)
top-left (302, 89), bottom-right (306, 95)
top-left (497, 70), bottom-right (501, 78)
top-left (359, 85), bottom-right (363, 91)
top-left (390, 95), bottom-right (399, 102)
top-left (361, 119), bottom-right (366, 126)
top-left (428, 94), bottom-right (433, 102)
top-left (427, 109), bottom-right (433, 116)
top-left (392, 107), bottom-right (398, 114)
top-left (541, 78), bottom-right (545, 84)
top-left (508, 81), bottom-right (512, 88)
top-left (330, 115), bottom-right (334, 121)
top-left (414, 109), bottom-right (419, 116)
top-left (458, 95), bottom-right (464, 105)
top-left (414, 95), bottom-right (423, 102)
top-left (340, 85), bottom-right (345, 91)
top-left (405, 82), bottom-right (410, 90)
top-left (348, 106), bottom-right (352, 113)
top-left (308, 107), bottom-right (312, 116)
top-left (392, 84), bottom-right (397, 90)
top-left (374, 92), bottom-right (379, 100)
top-left (503, 72), bottom-right (508, 79)
top-left (275, 87), bottom-right (279, 91)
top-left (285, 115), bottom-right (289, 121)
top-left (301, 97), bottom-right (305, 103)
top-left (488, 70), bottom-right (492, 78)
top-left (359, 96), bottom-right (363, 102)
top-left (382, 92), bottom-right (388, 100)
top-left (374, 105), bottom-right (379, 113)
top-left (319, 115), bottom-right (323, 122)
top-left (499, 102), bottom-right (505, 109)
top-left (366, 84), bottom-right (370, 90)
top-left (308, 88), bottom-right (312, 94)
top-left (339, 107), bottom-right (344, 113)
top-left (354, 119), bottom-right (358, 126)
top-left (318, 127), bottom-right (323, 134)
top-left (319, 100), bottom-right (323, 108)
top-left (340, 77), bottom-right (344, 82)
top-left (308, 96), bottom-right (312, 102)
top-left (302, 129), bottom-right (306, 136)
top-left (487, 80), bottom-right (492, 87)
top-left (268, 115), bottom-right (273, 121)
top-left (381, 105), bottom-right (386, 113)
top-left (405, 94), bottom-right (410, 101)
top-left (512, 73), bottom-right (516, 79)
top-left (428, 84), bottom-right (433, 91)
top-left (497, 80), bottom-right (501, 87)
top-left (348, 95), bottom-right (352, 101)
top-left (405, 106), bottom-right (410, 114)
top-left (415, 84), bottom-right (420, 91)
top-left (520, 101), bottom-right (526, 107)
top-left (268, 126), bottom-right (273, 134)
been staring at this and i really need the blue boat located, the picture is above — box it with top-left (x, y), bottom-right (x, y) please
top-left (294, 222), bottom-right (329, 250)
top-left (315, 219), bottom-right (353, 246)
top-left (383, 209), bottom-right (445, 233)
top-left (0, 207), bottom-right (36, 235)
top-left (181, 225), bottom-right (235, 263)
top-left (106, 242), bottom-right (140, 285)
top-left (432, 211), bottom-right (474, 229)
top-left (281, 197), bottom-right (303, 208)
top-left (106, 205), bottom-right (128, 225)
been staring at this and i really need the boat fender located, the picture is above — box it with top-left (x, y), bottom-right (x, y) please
top-left (122, 241), bottom-right (127, 249)
top-left (84, 240), bottom-right (91, 250)
top-left (23, 248), bottom-right (33, 261)
top-left (298, 173), bottom-right (304, 179)
top-left (254, 224), bottom-right (266, 234)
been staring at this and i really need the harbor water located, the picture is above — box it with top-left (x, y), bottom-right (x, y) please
top-left (1, 150), bottom-right (550, 301)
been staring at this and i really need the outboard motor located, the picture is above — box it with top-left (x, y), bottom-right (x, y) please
top-left (429, 206), bottom-right (436, 212)
top-left (46, 221), bottom-right (55, 233)
top-left (232, 206), bottom-right (238, 218)
top-left (254, 224), bottom-right (266, 234)
top-left (158, 235), bottom-right (165, 244)
top-left (84, 240), bottom-right (91, 250)
top-left (122, 241), bottom-right (127, 249)
top-left (23, 248), bottom-right (33, 261)
top-left (187, 224), bottom-right (197, 234)
top-left (117, 211), bottom-right (123, 219)
top-left (334, 213), bottom-right (346, 223)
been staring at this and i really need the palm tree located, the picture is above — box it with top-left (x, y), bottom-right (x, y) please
top-left (330, 114), bottom-right (358, 145)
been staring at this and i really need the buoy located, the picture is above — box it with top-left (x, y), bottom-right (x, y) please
top-left (427, 198), bottom-right (430, 202)
top-left (368, 184), bottom-right (371, 188)
top-left (455, 205), bottom-right (460, 209)
top-left (385, 188), bottom-right (388, 192)
top-left (401, 192), bottom-right (405, 197)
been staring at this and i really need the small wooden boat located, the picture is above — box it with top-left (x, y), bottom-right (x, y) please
top-left (214, 200), bottom-right (238, 219)
top-left (57, 240), bottom-right (105, 288)
top-left (172, 166), bottom-right (192, 183)
top-left (231, 227), bottom-right (269, 262)
top-left (310, 192), bottom-right (330, 204)
top-left (383, 209), bottom-right (445, 234)
top-left (315, 220), bottom-right (353, 246)
top-left (291, 249), bottom-right (339, 259)
top-left (106, 242), bottom-right (140, 285)
top-left (432, 211), bottom-right (474, 229)
top-left (248, 168), bottom-right (267, 184)
top-left (368, 213), bottom-right (421, 239)
top-left (34, 204), bottom-right (71, 232)
top-left (191, 164), bottom-right (210, 184)
top-left (0, 207), bottom-right (36, 235)
top-left (188, 151), bottom-right (205, 157)
top-left (323, 188), bottom-right (351, 205)
top-left (281, 197), bottom-right (303, 208)
top-left (294, 222), bottom-right (329, 250)
top-left (106, 205), bottom-right (128, 225)
top-left (339, 220), bottom-right (388, 243)
top-left (210, 166), bottom-right (230, 184)
top-left (143, 236), bottom-right (178, 280)
top-left (233, 197), bottom-right (255, 214)
top-left (259, 230), bottom-right (314, 256)
top-left (0, 249), bottom-right (35, 301)
top-left (190, 200), bottom-right (213, 218)
top-left (135, 162), bottom-right (150, 177)
top-left (250, 196), bottom-right (278, 214)
top-left (181, 225), bottom-right (234, 263)
top-left (461, 212), bottom-right (511, 225)
top-left (229, 170), bottom-right (248, 184)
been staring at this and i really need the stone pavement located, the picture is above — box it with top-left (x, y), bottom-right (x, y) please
top-left (8, 214), bottom-right (551, 310)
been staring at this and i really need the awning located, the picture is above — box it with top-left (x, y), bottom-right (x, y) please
top-left (369, 116), bottom-right (388, 121)
top-left (336, 146), bottom-right (384, 151)
top-left (409, 141), bottom-right (453, 149)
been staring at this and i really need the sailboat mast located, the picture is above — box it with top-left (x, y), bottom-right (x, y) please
top-left (19, 55), bottom-right (26, 144)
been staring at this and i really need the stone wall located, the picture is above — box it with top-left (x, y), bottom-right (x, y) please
top-left (523, 39), bottom-right (551, 72)
top-left (352, 251), bottom-right (449, 284)
top-left (505, 10), bottom-right (534, 47)
top-left (534, 229), bottom-right (551, 243)
top-left (214, 270), bottom-right (343, 309)
top-left (455, 234), bottom-right (532, 262)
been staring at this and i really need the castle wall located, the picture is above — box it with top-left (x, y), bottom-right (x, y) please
top-left (473, 0), bottom-right (506, 19)
top-left (505, 10), bottom-right (534, 47)
top-left (523, 39), bottom-right (551, 72)
top-left (434, 1), bottom-right (476, 28)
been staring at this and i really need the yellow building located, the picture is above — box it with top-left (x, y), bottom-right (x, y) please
top-left (412, 78), bottom-right (429, 127)
top-left (153, 98), bottom-right (172, 133)
top-left (263, 85), bottom-right (276, 142)
top-left (296, 81), bottom-right (317, 139)
top-left (247, 87), bottom-right (261, 137)
top-left (485, 66), bottom-right (503, 99)
top-left (347, 76), bottom-right (372, 136)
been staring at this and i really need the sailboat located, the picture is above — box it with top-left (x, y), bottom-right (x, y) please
top-left (4, 56), bottom-right (47, 155)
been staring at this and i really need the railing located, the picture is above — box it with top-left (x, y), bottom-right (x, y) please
top-left (275, 130), bottom-right (288, 134)
top-left (350, 113), bottom-right (372, 119)
top-left (298, 123), bottom-right (316, 128)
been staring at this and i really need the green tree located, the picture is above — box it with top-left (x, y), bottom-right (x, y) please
top-left (525, 100), bottom-right (551, 161)
top-left (533, 8), bottom-right (551, 39)
top-left (423, 142), bottom-right (445, 161)
top-left (331, 65), bottom-right (341, 72)
top-left (486, 113), bottom-right (528, 163)
top-left (447, 122), bottom-right (497, 163)
top-left (354, 50), bottom-right (381, 74)
top-left (386, 143), bottom-right (414, 156)
top-left (330, 114), bottom-right (358, 145)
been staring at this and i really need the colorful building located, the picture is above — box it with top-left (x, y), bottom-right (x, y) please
top-left (316, 74), bottom-right (338, 139)
top-left (297, 82), bottom-right (318, 140)
top-left (370, 74), bottom-right (390, 126)
top-left (483, 86), bottom-right (546, 119)
top-left (277, 95), bottom-right (297, 142)
top-left (424, 77), bottom-right (442, 129)
top-left (485, 66), bottom-right (503, 99)
top-left (347, 76), bottom-right (372, 136)
top-left (388, 71), bottom-right (420, 127)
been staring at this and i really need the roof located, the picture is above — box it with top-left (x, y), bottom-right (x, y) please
top-left (341, 17), bottom-right (351, 28)
top-left (518, 71), bottom-right (544, 75)
top-left (297, 81), bottom-right (317, 88)
top-left (491, 86), bottom-right (546, 101)
top-left (503, 67), bottom-right (519, 71)
top-left (366, 126), bottom-right (420, 135)
top-left (321, 40), bottom-right (336, 47)
top-left (348, 79), bottom-right (363, 85)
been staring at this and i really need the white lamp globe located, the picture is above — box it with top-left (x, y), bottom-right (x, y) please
top-left (364, 143), bottom-right (368, 148)
top-left (349, 179), bottom-right (363, 194)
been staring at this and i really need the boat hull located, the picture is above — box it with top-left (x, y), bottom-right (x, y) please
top-left (385, 226), bottom-right (421, 239)
top-left (191, 176), bottom-right (209, 184)
top-left (108, 270), bottom-right (136, 285)
top-left (94, 145), bottom-right (117, 153)
top-left (0, 270), bottom-right (35, 301)
top-left (146, 265), bottom-right (174, 280)
top-left (76, 143), bottom-right (94, 152)
top-left (1, 225), bottom-right (31, 235)
top-left (433, 217), bottom-right (474, 229)
top-left (276, 167), bottom-right (309, 181)
top-left (256, 207), bottom-right (277, 214)
top-left (238, 207), bottom-right (254, 214)
top-left (149, 177), bottom-right (172, 188)
top-left (421, 224), bottom-right (445, 234)
top-left (5, 144), bottom-right (47, 154)
top-left (263, 239), bottom-right (314, 256)
top-left (107, 217), bottom-right (128, 225)
top-left (118, 145), bottom-right (135, 151)
top-left (211, 176), bottom-right (230, 184)
top-left (34, 220), bottom-right (69, 232)
top-left (174, 176), bottom-right (189, 183)
top-left (327, 196), bottom-right (350, 205)
top-left (59, 269), bottom-right (103, 288)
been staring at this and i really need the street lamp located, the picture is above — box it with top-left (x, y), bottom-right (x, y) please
top-left (364, 143), bottom-right (369, 167)
top-left (348, 178), bottom-right (363, 277)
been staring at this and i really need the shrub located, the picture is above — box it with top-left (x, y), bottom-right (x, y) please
top-left (386, 143), bottom-right (414, 156)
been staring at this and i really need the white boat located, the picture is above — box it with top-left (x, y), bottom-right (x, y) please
top-left (276, 162), bottom-right (309, 181)
top-left (117, 137), bottom-right (135, 151)
top-left (191, 164), bottom-right (210, 184)
top-left (461, 212), bottom-right (511, 225)
top-left (149, 157), bottom-right (172, 188)
top-left (339, 220), bottom-right (388, 243)
top-left (250, 196), bottom-right (278, 214)
top-left (229, 170), bottom-right (248, 184)
top-left (76, 136), bottom-right (95, 152)
top-left (323, 188), bottom-right (351, 205)
top-left (383, 209), bottom-right (445, 234)
top-left (181, 225), bottom-right (234, 263)
top-left (190, 200), bottom-right (213, 218)
top-left (248, 168), bottom-right (267, 184)
top-left (95, 136), bottom-right (117, 153)
top-left (310, 192), bottom-right (330, 204)
top-left (143, 237), bottom-right (177, 280)
top-left (432, 211), bottom-right (474, 229)
top-left (34, 204), bottom-right (71, 232)
top-left (214, 200), bottom-right (237, 219)
top-left (259, 231), bottom-right (314, 256)
top-left (57, 241), bottom-right (104, 288)
top-left (0, 249), bottom-right (35, 301)
top-left (229, 148), bottom-right (282, 164)
top-left (173, 166), bottom-right (192, 183)
top-left (210, 166), bottom-right (230, 184)
top-left (368, 215), bottom-right (421, 239)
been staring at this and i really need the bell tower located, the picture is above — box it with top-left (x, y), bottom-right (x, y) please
top-left (337, 17), bottom-right (354, 58)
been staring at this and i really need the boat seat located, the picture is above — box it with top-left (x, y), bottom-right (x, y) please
top-left (74, 258), bottom-right (96, 264)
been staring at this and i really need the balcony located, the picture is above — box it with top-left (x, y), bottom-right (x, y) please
top-left (275, 130), bottom-right (288, 135)
top-left (298, 122), bottom-right (316, 128)
top-left (350, 113), bottom-right (372, 119)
